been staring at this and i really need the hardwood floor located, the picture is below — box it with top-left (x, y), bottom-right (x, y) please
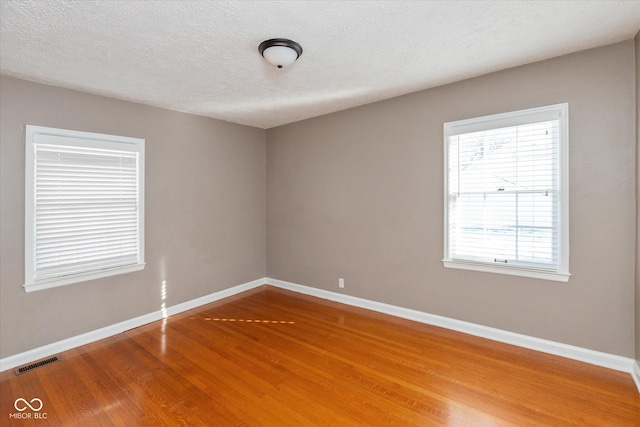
top-left (1, 285), bottom-right (639, 426)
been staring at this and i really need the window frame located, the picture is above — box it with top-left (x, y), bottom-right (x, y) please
top-left (442, 104), bottom-right (570, 282)
top-left (24, 125), bottom-right (145, 292)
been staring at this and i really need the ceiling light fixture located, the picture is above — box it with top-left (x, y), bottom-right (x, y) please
top-left (258, 38), bottom-right (303, 69)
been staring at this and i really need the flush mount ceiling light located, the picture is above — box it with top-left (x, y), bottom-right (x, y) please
top-left (258, 38), bottom-right (303, 69)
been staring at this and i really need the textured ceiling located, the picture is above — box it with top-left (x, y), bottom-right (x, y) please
top-left (1, 1), bottom-right (640, 129)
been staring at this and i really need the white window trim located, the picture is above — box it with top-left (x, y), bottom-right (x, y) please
top-left (25, 125), bottom-right (145, 292)
top-left (442, 104), bottom-right (570, 282)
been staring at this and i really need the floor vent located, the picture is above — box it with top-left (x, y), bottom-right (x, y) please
top-left (14, 356), bottom-right (61, 375)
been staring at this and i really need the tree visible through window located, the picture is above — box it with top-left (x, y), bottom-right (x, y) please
top-left (443, 104), bottom-right (570, 282)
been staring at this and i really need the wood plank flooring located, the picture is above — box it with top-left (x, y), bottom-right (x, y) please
top-left (1, 285), bottom-right (639, 426)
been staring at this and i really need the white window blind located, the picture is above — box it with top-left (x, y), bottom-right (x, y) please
top-left (25, 126), bottom-right (145, 292)
top-left (443, 104), bottom-right (569, 282)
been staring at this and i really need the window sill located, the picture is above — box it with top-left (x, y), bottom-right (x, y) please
top-left (442, 259), bottom-right (570, 282)
top-left (24, 263), bottom-right (146, 293)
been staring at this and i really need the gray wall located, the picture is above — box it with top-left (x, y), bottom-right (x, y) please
top-left (267, 41), bottom-right (637, 357)
top-left (0, 76), bottom-right (266, 358)
top-left (635, 31), bottom-right (640, 363)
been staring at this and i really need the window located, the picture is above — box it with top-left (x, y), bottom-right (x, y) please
top-left (443, 104), bottom-right (569, 282)
top-left (25, 126), bottom-right (145, 292)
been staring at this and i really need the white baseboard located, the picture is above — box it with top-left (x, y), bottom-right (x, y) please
top-left (0, 277), bottom-right (266, 372)
top-left (632, 361), bottom-right (640, 393)
top-left (3, 275), bottom-right (636, 388)
top-left (266, 277), bottom-right (636, 375)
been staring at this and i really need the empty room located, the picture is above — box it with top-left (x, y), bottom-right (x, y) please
top-left (1, 1), bottom-right (640, 425)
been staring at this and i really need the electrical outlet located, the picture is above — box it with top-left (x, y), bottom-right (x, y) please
top-left (339, 278), bottom-right (344, 288)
